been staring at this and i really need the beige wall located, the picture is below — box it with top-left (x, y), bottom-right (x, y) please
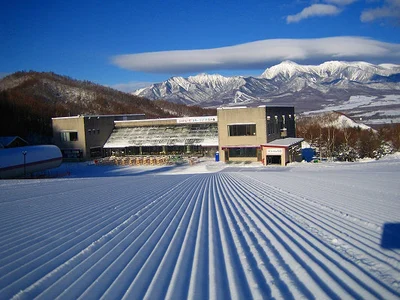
top-left (217, 107), bottom-right (267, 162)
top-left (52, 116), bottom-right (116, 159)
top-left (261, 146), bottom-right (288, 166)
top-left (261, 143), bottom-right (302, 166)
top-left (52, 117), bottom-right (87, 157)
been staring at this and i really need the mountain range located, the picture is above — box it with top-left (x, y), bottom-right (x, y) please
top-left (133, 61), bottom-right (400, 124)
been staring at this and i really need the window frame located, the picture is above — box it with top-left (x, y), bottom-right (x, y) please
top-left (228, 124), bottom-right (256, 136)
top-left (228, 147), bottom-right (257, 157)
top-left (60, 131), bottom-right (79, 142)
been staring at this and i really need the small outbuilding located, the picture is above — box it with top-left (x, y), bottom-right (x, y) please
top-left (261, 137), bottom-right (304, 166)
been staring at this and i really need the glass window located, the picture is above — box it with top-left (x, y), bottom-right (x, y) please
top-left (228, 124), bottom-right (256, 136)
top-left (228, 147), bottom-right (257, 157)
top-left (60, 132), bottom-right (69, 142)
top-left (60, 131), bottom-right (78, 142)
top-left (69, 132), bottom-right (78, 141)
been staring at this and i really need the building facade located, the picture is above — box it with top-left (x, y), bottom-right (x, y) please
top-left (52, 107), bottom-right (302, 165)
top-left (52, 114), bottom-right (145, 160)
top-left (217, 106), bottom-right (300, 165)
top-left (103, 116), bottom-right (219, 157)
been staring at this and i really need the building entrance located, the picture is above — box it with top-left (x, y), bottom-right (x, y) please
top-left (266, 155), bottom-right (282, 165)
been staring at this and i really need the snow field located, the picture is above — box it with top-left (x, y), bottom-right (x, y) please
top-left (0, 158), bottom-right (399, 299)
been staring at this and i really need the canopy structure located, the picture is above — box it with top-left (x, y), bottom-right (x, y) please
top-left (263, 137), bottom-right (304, 148)
top-left (104, 123), bottom-right (218, 149)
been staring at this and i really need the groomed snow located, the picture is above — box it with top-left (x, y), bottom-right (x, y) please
top-left (1, 155), bottom-right (400, 299)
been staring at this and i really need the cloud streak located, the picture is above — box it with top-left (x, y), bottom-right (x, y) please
top-left (111, 37), bottom-right (400, 74)
top-left (361, 0), bottom-right (400, 22)
top-left (324, 0), bottom-right (358, 5)
top-left (286, 4), bottom-right (341, 23)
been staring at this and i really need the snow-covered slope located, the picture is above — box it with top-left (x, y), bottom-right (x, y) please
top-left (301, 111), bottom-right (373, 130)
top-left (1, 158), bottom-right (400, 298)
top-left (133, 61), bottom-right (400, 123)
top-left (304, 95), bottom-right (400, 125)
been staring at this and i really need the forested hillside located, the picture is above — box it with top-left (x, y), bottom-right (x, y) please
top-left (297, 112), bottom-right (400, 160)
top-left (0, 72), bottom-right (216, 144)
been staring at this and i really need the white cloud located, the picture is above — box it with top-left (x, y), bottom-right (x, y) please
top-left (111, 37), bottom-right (400, 74)
top-left (110, 81), bottom-right (154, 93)
top-left (323, 0), bottom-right (357, 5)
top-left (286, 4), bottom-right (341, 23)
top-left (361, 0), bottom-right (400, 22)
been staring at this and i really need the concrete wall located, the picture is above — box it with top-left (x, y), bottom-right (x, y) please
top-left (83, 116), bottom-right (115, 157)
top-left (217, 107), bottom-right (267, 162)
top-left (262, 146), bottom-right (288, 166)
top-left (52, 115), bottom-right (122, 159)
top-left (261, 142), bottom-right (302, 166)
top-left (52, 116), bottom-right (86, 158)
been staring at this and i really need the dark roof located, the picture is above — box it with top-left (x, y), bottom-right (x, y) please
top-left (0, 136), bottom-right (29, 148)
top-left (263, 138), bottom-right (304, 147)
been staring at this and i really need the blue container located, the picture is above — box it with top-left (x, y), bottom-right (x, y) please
top-left (215, 151), bottom-right (220, 162)
top-left (302, 148), bottom-right (314, 162)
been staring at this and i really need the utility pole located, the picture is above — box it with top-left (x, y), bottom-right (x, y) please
top-left (22, 151), bottom-right (27, 178)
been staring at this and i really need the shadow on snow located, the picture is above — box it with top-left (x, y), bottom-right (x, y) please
top-left (381, 223), bottom-right (400, 249)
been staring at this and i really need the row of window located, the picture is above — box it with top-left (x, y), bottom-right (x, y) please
top-left (60, 129), bottom-right (101, 142)
top-left (88, 129), bottom-right (100, 135)
top-left (228, 124), bottom-right (256, 136)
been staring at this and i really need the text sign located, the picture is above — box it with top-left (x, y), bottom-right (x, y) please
top-left (177, 116), bottom-right (217, 124)
top-left (266, 148), bottom-right (283, 155)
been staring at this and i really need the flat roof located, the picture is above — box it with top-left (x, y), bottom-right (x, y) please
top-left (115, 116), bottom-right (218, 125)
top-left (221, 145), bottom-right (261, 149)
top-left (217, 105), bottom-right (295, 110)
top-left (217, 106), bottom-right (248, 110)
top-left (52, 113), bottom-right (145, 120)
top-left (263, 138), bottom-right (304, 147)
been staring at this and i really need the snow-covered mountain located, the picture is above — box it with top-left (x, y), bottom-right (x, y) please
top-left (133, 61), bottom-right (400, 123)
top-left (134, 74), bottom-right (246, 105)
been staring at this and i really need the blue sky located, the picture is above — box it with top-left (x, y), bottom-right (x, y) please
top-left (1, 0), bottom-right (399, 92)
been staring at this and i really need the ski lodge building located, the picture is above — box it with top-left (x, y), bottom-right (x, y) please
top-left (52, 106), bottom-right (303, 166)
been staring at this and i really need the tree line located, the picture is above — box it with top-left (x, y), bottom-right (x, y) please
top-left (296, 115), bottom-right (400, 161)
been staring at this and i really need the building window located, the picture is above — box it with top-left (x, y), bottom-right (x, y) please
top-left (60, 131), bottom-right (78, 142)
top-left (228, 147), bottom-right (257, 157)
top-left (70, 132), bottom-right (78, 141)
top-left (228, 124), bottom-right (256, 136)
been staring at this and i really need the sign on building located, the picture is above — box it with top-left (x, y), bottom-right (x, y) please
top-left (266, 148), bottom-right (283, 155)
top-left (177, 116), bottom-right (218, 124)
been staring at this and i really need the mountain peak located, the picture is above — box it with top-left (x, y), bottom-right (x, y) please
top-left (261, 60), bottom-right (305, 80)
top-left (187, 73), bottom-right (235, 90)
top-left (280, 60), bottom-right (299, 65)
